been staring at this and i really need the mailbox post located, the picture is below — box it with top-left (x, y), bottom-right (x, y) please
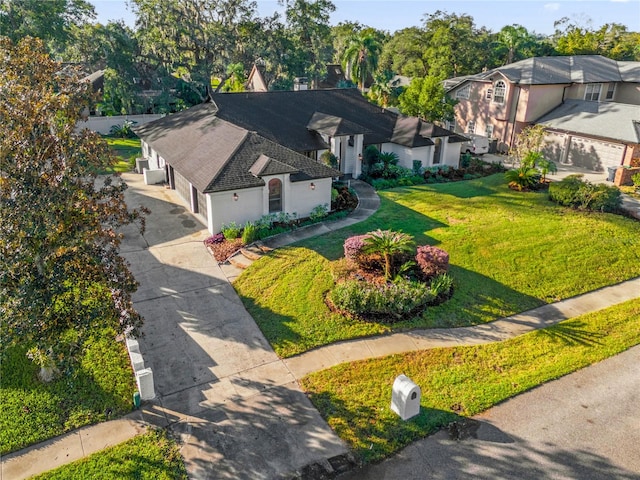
top-left (391, 374), bottom-right (421, 420)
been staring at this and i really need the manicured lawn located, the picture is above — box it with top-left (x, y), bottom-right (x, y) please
top-left (0, 328), bottom-right (136, 454)
top-left (234, 175), bottom-right (640, 357)
top-left (301, 299), bottom-right (640, 464)
top-left (31, 429), bottom-right (187, 480)
top-left (102, 137), bottom-right (141, 174)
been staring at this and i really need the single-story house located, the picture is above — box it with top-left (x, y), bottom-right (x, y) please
top-left (135, 89), bottom-right (465, 234)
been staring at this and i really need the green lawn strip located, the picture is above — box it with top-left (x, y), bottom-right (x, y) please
top-left (301, 299), bottom-right (640, 464)
top-left (234, 175), bottom-right (640, 357)
top-left (30, 429), bottom-right (187, 480)
top-left (102, 137), bottom-right (141, 174)
top-left (0, 328), bottom-right (136, 454)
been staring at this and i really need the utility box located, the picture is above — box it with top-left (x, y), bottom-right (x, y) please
top-left (391, 374), bottom-right (421, 420)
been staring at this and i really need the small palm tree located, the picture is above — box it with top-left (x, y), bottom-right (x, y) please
top-left (342, 33), bottom-right (382, 91)
top-left (362, 230), bottom-right (415, 280)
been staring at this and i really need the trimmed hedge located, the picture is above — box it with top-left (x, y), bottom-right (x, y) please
top-left (549, 175), bottom-right (622, 212)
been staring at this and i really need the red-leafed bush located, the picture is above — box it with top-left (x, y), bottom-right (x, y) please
top-left (416, 245), bottom-right (449, 280)
top-left (343, 234), bottom-right (371, 262)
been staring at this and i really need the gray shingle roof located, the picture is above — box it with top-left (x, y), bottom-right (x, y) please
top-left (446, 55), bottom-right (639, 89)
top-left (307, 111), bottom-right (369, 136)
top-left (134, 103), bottom-right (340, 193)
top-left (536, 99), bottom-right (640, 143)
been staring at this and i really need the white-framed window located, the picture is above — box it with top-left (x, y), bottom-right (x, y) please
top-left (447, 119), bottom-right (457, 132)
top-left (456, 84), bottom-right (470, 99)
top-left (467, 120), bottom-right (476, 134)
top-left (493, 80), bottom-right (506, 104)
top-left (605, 83), bottom-right (615, 100)
top-left (485, 88), bottom-right (493, 101)
top-left (485, 124), bottom-right (494, 139)
top-left (585, 83), bottom-right (602, 101)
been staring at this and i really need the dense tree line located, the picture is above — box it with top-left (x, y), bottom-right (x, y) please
top-left (1, 0), bottom-right (638, 118)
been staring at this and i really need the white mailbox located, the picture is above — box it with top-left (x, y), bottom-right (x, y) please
top-left (391, 374), bottom-right (421, 420)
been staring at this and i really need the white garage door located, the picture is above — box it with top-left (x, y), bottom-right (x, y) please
top-left (542, 132), bottom-right (567, 163)
top-left (174, 170), bottom-right (192, 206)
top-left (568, 137), bottom-right (624, 172)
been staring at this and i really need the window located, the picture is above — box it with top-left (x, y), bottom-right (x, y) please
top-left (268, 179), bottom-right (282, 213)
top-left (447, 119), bottom-right (457, 132)
top-left (485, 124), bottom-right (494, 139)
top-left (466, 120), bottom-right (476, 134)
top-left (456, 84), bottom-right (470, 99)
top-left (585, 83), bottom-right (602, 101)
top-left (493, 80), bottom-right (506, 104)
top-left (485, 89), bottom-right (493, 101)
top-left (605, 83), bottom-right (615, 100)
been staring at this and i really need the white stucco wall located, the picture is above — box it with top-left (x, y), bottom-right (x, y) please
top-left (442, 142), bottom-right (461, 168)
top-left (289, 178), bottom-right (333, 217)
top-left (209, 187), bottom-right (264, 234)
top-left (381, 143), bottom-right (432, 170)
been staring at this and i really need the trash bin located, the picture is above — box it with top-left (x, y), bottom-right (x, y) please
top-left (391, 374), bottom-right (421, 420)
top-left (489, 139), bottom-right (498, 154)
top-left (607, 166), bottom-right (617, 182)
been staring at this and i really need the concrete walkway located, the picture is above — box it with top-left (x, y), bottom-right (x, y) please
top-left (2, 174), bottom-right (639, 480)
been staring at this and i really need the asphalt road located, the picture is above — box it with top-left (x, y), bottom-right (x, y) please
top-left (339, 344), bottom-right (640, 480)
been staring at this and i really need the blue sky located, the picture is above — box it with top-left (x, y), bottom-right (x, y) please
top-left (92, 0), bottom-right (639, 35)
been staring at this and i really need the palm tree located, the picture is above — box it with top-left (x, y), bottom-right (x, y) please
top-left (342, 33), bottom-right (382, 90)
top-left (369, 70), bottom-right (395, 107)
top-left (362, 230), bottom-right (415, 280)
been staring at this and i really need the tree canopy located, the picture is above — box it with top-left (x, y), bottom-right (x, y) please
top-left (0, 37), bottom-right (146, 372)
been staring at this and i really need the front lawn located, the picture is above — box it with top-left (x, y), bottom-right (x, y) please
top-left (234, 175), bottom-right (640, 357)
top-left (0, 328), bottom-right (136, 454)
top-left (301, 299), bottom-right (640, 463)
top-left (102, 137), bottom-right (141, 174)
top-left (32, 429), bottom-right (187, 480)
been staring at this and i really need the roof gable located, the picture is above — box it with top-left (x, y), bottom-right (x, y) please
top-left (307, 111), bottom-right (369, 136)
top-left (249, 154), bottom-right (298, 176)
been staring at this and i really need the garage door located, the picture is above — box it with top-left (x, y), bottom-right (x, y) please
top-left (174, 170), bottom-right (192, 207)
top-left (542, 132), bottom-right (567, 163)
top-left (568, 137), bottom-right (624, 172)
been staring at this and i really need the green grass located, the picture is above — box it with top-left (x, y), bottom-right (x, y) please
top-left (0, 328), bottom-right (136, 454)
top-left (102, 137), bottom-right (141, 174)
top-left (234, 175), bottom-right (640, 357)
top-left (301, 299), bottom-right (640, 464)
top-left (31, 429), bottom-right (187, 480)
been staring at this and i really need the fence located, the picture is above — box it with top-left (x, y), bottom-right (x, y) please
top-left (77, 114), bottom-right (164, 135)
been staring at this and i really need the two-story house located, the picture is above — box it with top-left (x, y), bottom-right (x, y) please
top-left (446, 55), bottom-right (640, 173)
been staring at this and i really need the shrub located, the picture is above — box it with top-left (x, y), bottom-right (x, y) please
top-left (309, 204), bottom-right (329, 222)
top-left (221, 222), bottom-right (241, 240)
top-left (415, 245), bottom-right (449, 280)
top-left (412, 160), bottom-right (422, 175)
top-left (328, 278), bottom-right (436, 321)
top-left (429, 273), bottom-right (454, 300)
top-left (241, 222), bottom-right (258, 244)
top-left (504, 166), bottom-right (541, 191)
top-left (109, 120), bottom-right (137, 138)
top-left (549, 175), bottom-right (622, 212)
top-left (460, 152), bottom-right (472, 168)
top-left (632, 172), bottom-right (640, 188)
top-left (320, 151), bottom-right (338, 168)
top-left (204, 233), bottom-right (224, 246)
top-left (362, 145), bottom-right (380, 173)
top-left (344, 234), bottom-right (371, 262)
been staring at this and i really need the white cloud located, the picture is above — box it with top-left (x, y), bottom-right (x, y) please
top-left (544, 3), bottom-right (561, 11)
top-left (610, 0), bottom-right (629, 3)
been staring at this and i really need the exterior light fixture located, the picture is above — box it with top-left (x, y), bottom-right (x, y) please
top-left (310, 182), bottom-right (316, 190)
top-left (233, 193), bottom-right (239, 201)
top-left (358, 153), bottom-right (363, 162)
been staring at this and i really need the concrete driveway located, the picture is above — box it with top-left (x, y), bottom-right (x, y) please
top-left (339, 344), bottom-right (640, 480)
top-left (119, 173), bottom-right (348, 479)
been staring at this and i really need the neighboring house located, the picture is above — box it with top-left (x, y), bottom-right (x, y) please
top-left (246, 63), bottom-right (348, 92)
top-left (446, 55), bottom-right (640, 171)
top-left (134, 89), bottom-right (464, 234)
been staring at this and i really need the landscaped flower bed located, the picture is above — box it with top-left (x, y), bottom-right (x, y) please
top-left (327, 230), bottom-right (453, 322)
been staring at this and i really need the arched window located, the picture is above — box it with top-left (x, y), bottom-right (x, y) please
top-left (493, 80), bottom-right (506, 104)
top-left (268, 179), bottom-right (282, 213)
